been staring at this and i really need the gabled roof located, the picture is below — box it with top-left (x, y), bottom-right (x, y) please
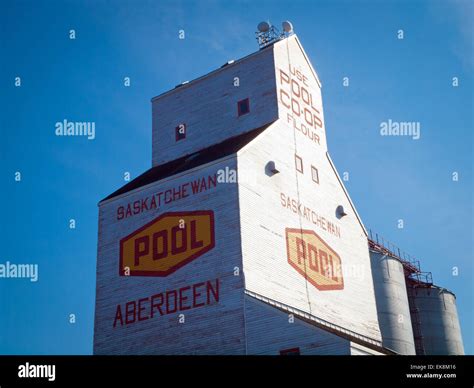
top-left (100, 123), bottom-right (273, 203)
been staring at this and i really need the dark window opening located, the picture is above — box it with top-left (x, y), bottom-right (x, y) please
top-left (311, 165), bottom-right (319, 184)
top-left (295, 154), bottom-right (303, 173)
top-left (238, 98), bottom-right (250, 116)
top-left (280, 347), bottom-right (300, 355)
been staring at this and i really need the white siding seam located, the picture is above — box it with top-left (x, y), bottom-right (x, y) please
top-left (284, 37), bottom-right (313, 316)
top-left (236, 169), bottom-right (249, 356)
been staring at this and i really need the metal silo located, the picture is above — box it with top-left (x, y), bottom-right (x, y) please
top-left (370, 250), bottom-right (416, 355)
top-left (409, 285), bottom-right (464, 355)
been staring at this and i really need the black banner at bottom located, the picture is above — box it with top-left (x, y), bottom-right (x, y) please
top-left (0, 356), bottom-right (472, 386)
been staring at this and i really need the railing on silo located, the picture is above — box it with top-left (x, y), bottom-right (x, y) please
top-left (367, 228), bottom-right (433, 355)
top-left (367, 229), bottom-right (432, 286)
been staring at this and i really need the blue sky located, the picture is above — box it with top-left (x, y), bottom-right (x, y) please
top-left (1, 0), bottom-right (472, 354)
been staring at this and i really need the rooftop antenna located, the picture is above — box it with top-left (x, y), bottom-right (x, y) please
top-left (255, 20), bottom-right (294, 49)
top-left (257, 21), bottom-right (270, 33)
top-left (281, 21), bottom-right (294, 35)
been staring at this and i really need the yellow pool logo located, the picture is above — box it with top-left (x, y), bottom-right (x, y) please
top-left (119, 211), bottom-right (215, 277)
top-left (286, 228), bottom-right (344, 290)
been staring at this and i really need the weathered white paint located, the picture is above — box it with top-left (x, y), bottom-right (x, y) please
top-left (151, 45), bottom-right (279, 166)
top-left (245, 296), bottom-right (352, 355)
top-left (94, 157), bottom-right (246, 354)
top-left (95, 34), bottom-right (383, 354)
top-left (238, 35), bottom-right (382, 343)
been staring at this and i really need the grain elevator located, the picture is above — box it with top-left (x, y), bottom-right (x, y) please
top-left (93, 22), bottom-right (464, 355)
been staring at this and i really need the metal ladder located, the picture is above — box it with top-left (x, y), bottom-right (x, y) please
top-left (406, 283), bottom-right (425, 355)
